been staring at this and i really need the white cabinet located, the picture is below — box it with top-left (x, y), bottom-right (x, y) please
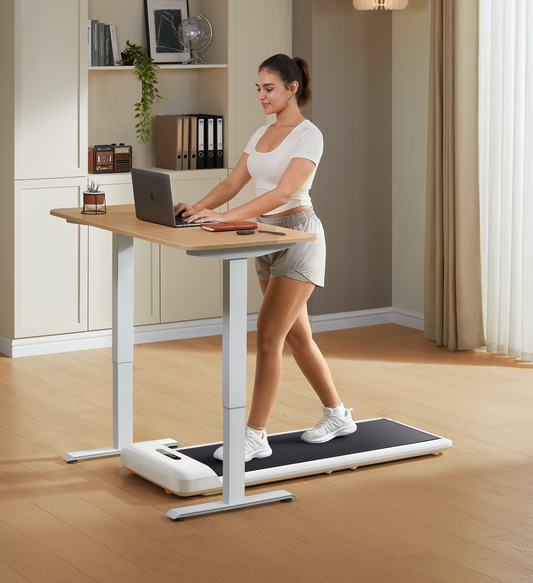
top-left (1, 0), bottom-right (89, 344)
top-left (14, 0), bottom-right (88, 180)
top-left (14, 179), bottom-right (88, 338)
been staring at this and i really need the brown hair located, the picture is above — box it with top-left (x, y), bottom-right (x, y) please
top-left (258, 54), bottom-right (312, 108)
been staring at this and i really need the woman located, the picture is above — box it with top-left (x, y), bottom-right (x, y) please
top-left (174, 54), bottom-right (356, 461)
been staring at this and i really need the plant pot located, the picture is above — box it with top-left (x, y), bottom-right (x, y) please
top-left (84, 192), bottom-right (105, 205)
top-left (82, 190), bottom-right (106, 214)
top-left (121, 52), bottom-right (135, 66)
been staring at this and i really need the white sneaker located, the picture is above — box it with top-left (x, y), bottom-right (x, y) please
top-left (301, 406), bottom-right (357, 443)
top-left (213, 426), bottom-right (273, 462)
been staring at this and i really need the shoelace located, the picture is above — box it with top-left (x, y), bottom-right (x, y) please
top-left (316, 408), bottom-right (354, 429)
top-left (245, 432), bottom-right (265, 452)
top-left (314, 416), bottom-right (332, 429)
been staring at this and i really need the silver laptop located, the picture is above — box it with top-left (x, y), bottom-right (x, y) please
top-left (131, 168), bottom-right (217, 228)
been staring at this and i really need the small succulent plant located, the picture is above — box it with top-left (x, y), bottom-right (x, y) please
top-left (86, 179), bottom-right (102, 193)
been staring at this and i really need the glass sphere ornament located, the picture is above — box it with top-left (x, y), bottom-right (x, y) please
top-left (177, 14), bottom-right (213, 64)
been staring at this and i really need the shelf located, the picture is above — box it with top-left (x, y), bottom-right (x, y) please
top-left (89, 64), bottom-right (228, 71)
top-left (89, 167), bottom-right (229, 186)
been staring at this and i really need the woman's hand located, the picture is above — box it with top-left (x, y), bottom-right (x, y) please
top-left (186, 208), bottom-right (227, 223)
top-left (174, 203), bottom-right (194, 218)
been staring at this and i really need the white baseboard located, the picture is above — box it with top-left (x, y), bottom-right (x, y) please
top-left (0, 335), bottom-right (14, 358)
top-left (309, 307), bottom-right (424, 333)
top-left (0, 317), bottom-right (258, 359)
top-left (1, 307), bottom-right (424, 358)
top-left (309, 307), bottom-right (393, 332)
top-left (390, 307), bottom-right (425, 331)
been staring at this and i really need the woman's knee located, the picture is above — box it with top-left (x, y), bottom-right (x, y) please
top-left (285, 327), bottom-right (313, 355)
top-left (256, 324), bottom-right (286, 355)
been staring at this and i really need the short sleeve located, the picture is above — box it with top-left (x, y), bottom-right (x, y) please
top-left (244, 125), bottom-right (268, 154)
top-left (292, 125), bottom-right (324, 167)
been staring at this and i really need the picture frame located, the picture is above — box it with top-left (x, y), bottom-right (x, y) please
top-left (144, 0), bottom-right (190, 64)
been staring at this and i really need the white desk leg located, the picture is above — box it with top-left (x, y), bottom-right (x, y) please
top-left (222, 257), bottom-right (247, 505)
top-left (63, 233), bottom-right (134, 462)
top-left (112, 233), bottom-right (135, 450)
top-left (166, 257), bottom-right (295, 520)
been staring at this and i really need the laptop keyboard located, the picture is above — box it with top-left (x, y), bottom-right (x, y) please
top-left (175, 217), bottom-right (219, 227)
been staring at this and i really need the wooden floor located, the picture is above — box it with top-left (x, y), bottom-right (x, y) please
top-left (0, 323), bottom-right (532, 583)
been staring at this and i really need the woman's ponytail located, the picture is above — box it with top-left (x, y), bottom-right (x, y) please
top-left (293, 57), bottom-right (312, 108)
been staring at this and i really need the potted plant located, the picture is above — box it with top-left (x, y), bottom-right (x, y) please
top-left (83, 179), bottom-right (106, 214)
top-left (119, 40), bottom-right (163, 144)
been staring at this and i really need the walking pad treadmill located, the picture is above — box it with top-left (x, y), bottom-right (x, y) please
top-left (121, 417), bottom-right (452, 497)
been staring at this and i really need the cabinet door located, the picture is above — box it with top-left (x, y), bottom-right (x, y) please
top-left (88, 182), bottom-right (160, 330)
top-left (14, 0), bottom-right (88, 179)
top-left (15, 179), bottom-right (88, 338)
top-left (161, 173), bottom-right (227, 323)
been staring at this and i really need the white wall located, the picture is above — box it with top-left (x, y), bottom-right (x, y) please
top-left (294, 0), bottom-right (392, 317)
top-left (392, 0), bottom-right (431, 315)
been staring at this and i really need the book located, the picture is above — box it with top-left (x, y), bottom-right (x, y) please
top-left (206, 115), bottom-right (215, 169)
top-left (98, 22), bottom-right (105, 66)
top-left (87, 21), bottom-right (92, 67)
top-left (197, 117), bottom-right (205, 169)
top-left (91, 20), bottom-right (98, 66)
top-left (105, 25), bottom-right (111, 66)
top-left (189, 116), bottom-right (197, 170)
top-left (109, 24), bottom-right (119, 66)
top-left (214, 116), bottom-right (224, 168)
top-left (182, 115), bottom-right (190, 169)
top-left (155, 115), bottom-right (184, 171)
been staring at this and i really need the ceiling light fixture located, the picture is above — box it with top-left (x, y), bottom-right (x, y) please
top-left (353, 0), bottom-right (409, 10)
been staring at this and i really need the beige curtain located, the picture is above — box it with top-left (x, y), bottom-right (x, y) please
top-left (424, 0), bottom-right (485, 350)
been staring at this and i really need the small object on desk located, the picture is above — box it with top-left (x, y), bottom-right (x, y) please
top-left (201, 221), bottom-right (258, 232)
top-left (258, 230), bottom-right (286, 236)
top-left (237, 230), bottom-right (256, 235)
top-left (82, 179), bottom-right (106, 214)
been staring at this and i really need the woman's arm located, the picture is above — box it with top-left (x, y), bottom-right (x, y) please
top-left (187, 157), bottom-right (317, 223)
top-left (174, 153), bottom-right (252, 216)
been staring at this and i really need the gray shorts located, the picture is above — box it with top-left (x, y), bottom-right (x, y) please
top-left (255, 208), bottom-right (326, 287)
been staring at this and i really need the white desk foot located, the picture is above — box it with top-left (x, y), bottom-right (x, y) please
top-left (166, 490), bottom-right (296, 521)
top-left (62, 447), bottom-right (122, 463)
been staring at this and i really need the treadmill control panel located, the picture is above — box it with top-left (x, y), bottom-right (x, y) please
top-left (156, 448), bottom-right (182, 461)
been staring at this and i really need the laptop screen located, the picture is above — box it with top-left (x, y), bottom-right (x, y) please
top-left (131, 168), bottom-right (178, 228)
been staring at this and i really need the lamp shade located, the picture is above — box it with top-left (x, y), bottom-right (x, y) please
top-left (353, 0), bottom-right (409, 9)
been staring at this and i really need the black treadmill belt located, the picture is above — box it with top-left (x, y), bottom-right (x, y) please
top-left (180, 418), bottom-right (440, 477)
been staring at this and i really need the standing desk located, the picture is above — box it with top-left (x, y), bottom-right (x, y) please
top-left (51, 204), bottom-right (315, 518)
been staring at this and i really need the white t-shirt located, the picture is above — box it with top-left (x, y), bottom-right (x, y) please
top-left (244, 119), bottom-right (323, 216)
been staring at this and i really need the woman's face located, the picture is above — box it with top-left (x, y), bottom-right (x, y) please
top-left (256, 69), bottom-right (297, 115)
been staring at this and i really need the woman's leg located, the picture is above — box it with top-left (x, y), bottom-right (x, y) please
top-left (284, 303), bottom-right (342, 408)
top-left (247, 276), bottom-right (315, 429)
